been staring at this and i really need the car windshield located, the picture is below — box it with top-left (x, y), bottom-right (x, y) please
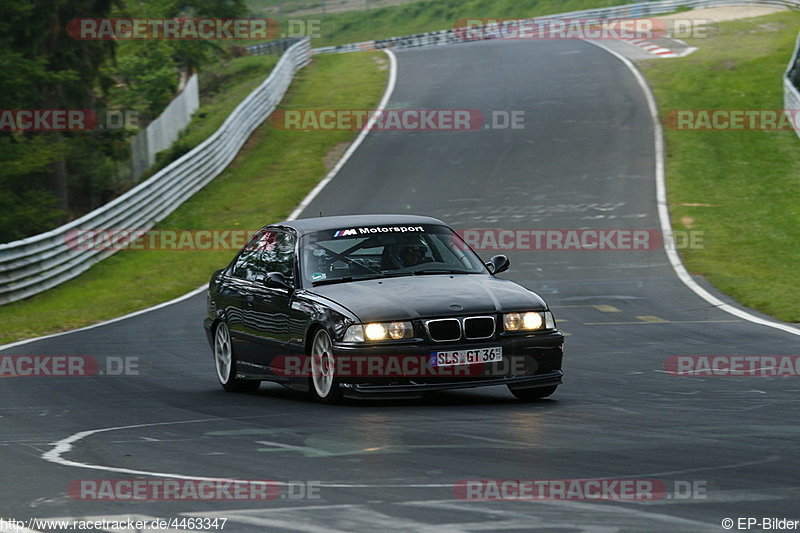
top-left (300, 224), bottom-right (487, 285)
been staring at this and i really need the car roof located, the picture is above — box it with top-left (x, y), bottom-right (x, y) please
top-left (271, 214), bottom-right (447, 235)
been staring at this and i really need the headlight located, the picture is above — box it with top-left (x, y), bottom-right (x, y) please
top-left (343, 321), bottom-right (414, 342)
top-left (503, 311), bottom-right (554, 332)
top-left (343, 325), bottom-right (365, 342)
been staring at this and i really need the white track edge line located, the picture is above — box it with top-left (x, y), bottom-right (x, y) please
top-left (286, 49), bottom-right (397, 221)
top-left (0, 285), bottom-right (209, 352)
top-left (584, 39), bottom-right (800, 337)
top-left (1, 50), bottom-right (398, 353)
top-left (40, 418), bottom-right (454, 486)
top-left (37, 52), bottom-right (402, 485)
top-left (37, 43), bottom-right (800, 492)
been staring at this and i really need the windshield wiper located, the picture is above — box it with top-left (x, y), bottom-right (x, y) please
top-left (411, 268), bottom-right (474, 275)
top-left (311, 276), bottom-right (353, 286)
top-left (311, 274), bottom-right (387, 286)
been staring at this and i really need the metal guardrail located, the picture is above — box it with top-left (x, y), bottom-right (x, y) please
top-left (130, 73), bottom-right (200, 180)
top-left (785, 31), bottom-right (800, 138)
top-left (314, 2), bottom-right (800, 140)
top-left (313, 0), bottom-right (800, 54)
top-left (3, 1), bottom-right (799, 304)
top-left (247, 37), bottom-right (304, 56)
top-left (0, 37), bottom-right (311, 305)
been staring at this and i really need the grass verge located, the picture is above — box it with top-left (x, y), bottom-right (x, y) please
top-left (0, 51), bottom-right (389, 344)
top-left (639, 11), bottom-right (800, 322)
top-left (149, 54), bottom-right (279, 173)
top-left (290, 0), bottom-right (627, 47)
top-left (247, 0), bottom-right (422, 18)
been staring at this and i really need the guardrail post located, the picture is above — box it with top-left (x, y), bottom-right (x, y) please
top-left (0, 37), bottom-right (312, 305)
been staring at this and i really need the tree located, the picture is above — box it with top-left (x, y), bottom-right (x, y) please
top-left (0, 0), bottom-right (118, 219)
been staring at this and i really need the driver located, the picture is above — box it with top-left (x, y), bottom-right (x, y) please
top-left (385, 236), bottom-right (432, 269)
top-left (397, 244), bottom-right (427, 267)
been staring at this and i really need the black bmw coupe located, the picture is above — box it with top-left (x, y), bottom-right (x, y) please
top-left (204, 215), bottom-right (564, 403)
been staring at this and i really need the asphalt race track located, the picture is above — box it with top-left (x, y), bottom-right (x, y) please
top-left (2, 39), bottom-right (800, 532)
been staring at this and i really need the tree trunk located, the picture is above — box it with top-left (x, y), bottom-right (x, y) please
top-left (51, 136), bottom-right (69, 212)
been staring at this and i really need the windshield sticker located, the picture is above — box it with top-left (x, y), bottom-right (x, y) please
top-left (311, 272), bottom-right (327, 281)
top-left (333, 225), bottom-right (425, 237)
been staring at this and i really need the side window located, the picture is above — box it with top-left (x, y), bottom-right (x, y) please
top-left (262, 231), bottom-right (296, 279)
top-left (230, 231), bottom-right (267, 281)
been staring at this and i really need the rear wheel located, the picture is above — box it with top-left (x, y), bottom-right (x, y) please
top-left (509, 385), bottom-right (557, 401)
top-left (214, 322), bottom-right (259, 393)
top-left (308, 329), bottom-right (343, 404)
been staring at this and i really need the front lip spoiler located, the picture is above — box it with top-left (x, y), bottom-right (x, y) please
top-left (339, 370), bottom-right (563, 398)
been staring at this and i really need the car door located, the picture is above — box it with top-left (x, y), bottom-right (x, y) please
top-left (224, 229), bottom-right (270, 368)
top-left (244, 229), bottom-right (297, 371)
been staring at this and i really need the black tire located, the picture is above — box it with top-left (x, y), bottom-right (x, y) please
top-left (307, 329), bottom-right (343, 404)
top-left (213, 322), bottom-right (260, 393)
top-left (509, 385), bottom-right (557, 401)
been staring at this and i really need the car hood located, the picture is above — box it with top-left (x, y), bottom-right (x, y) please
top-left (308, 274), bottom-right (546, 322)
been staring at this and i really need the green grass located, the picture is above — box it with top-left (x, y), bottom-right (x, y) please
top-left (149, 54), bottom-right (279, 173)
top-left (5, 7), bottom-right (799, 343)
top-left (247, 0), bottom-right (330, 16)
top-left (193, 56), bottom-right (281, 144)
top-left (277, 0), bottom-right (628, 47)
top-left (0, 51), bottom-right (389, 344)
top-left (639, 11), bottom-right (800, 322)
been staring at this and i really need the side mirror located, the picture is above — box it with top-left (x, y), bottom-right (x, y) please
top-left (486, 254), bottom-right (510, 275)
top-left (265, 271), bottom-right (293, 290)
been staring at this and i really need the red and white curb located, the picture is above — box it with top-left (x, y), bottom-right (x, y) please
top-left (622, 38), bottom-right (679, 57)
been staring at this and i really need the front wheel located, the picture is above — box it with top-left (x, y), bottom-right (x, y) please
top-left (308, 329), bottom-right (343, 404)
top-left (509, 385), bottom-right (557, 401)
top-left (214, 322), bottom-right (260, 393)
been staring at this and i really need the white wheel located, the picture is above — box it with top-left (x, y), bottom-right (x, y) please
top-left (309, 329), bottom-right (342, 403)
top-left (213, 322), bottom-right (259, 393)
top-left (214, 322), bottom-right (233, 385)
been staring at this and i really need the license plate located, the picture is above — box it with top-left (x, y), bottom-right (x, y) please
top-left (431, 347), bottom-right (503, 367)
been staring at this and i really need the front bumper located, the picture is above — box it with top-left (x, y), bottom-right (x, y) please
top-left (340, 370), bottom-right (563, 398)
top-left (331, 330), bottom-right (564, 397)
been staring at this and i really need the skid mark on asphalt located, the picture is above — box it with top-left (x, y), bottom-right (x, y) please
top-left (185, 498), bottom-right (714, 532)
top-left (43, 418), bottom-right (548, 480)
top-left (551, 302), bottom-right (744, 327)
top-left (549, 301), bottom-right (746, 335)
top-left (593, 305), bottom-right (620, 312)
top-left (41, 487), bottom-right (800, 533)
top-left (620, 455), bottom-right (783, 479)
top-left (254, 436), bottom-right (531, 457)
top-left (255, 439), bottom-right (375, 457)
top-left (552, 304), bottom-right (620, 312)
top-left (636, 315), bottom-right (669, 323)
